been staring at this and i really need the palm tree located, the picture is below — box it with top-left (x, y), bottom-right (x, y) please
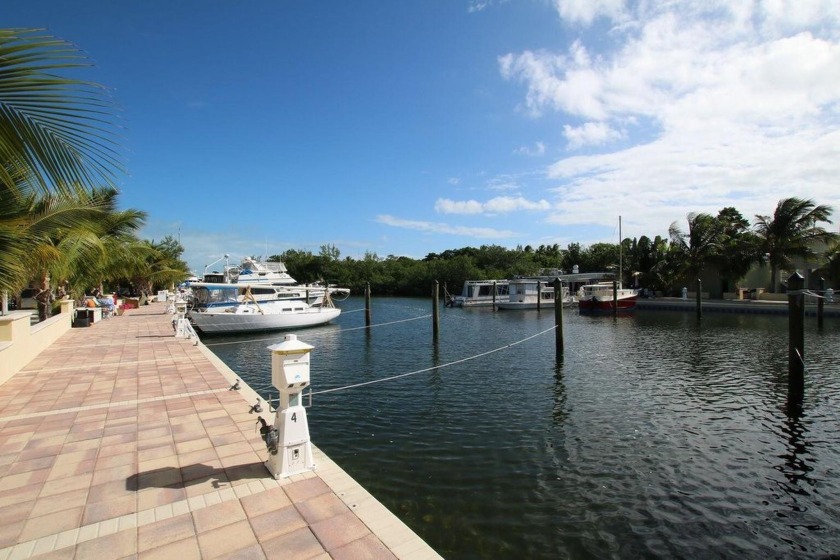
top-left (12, 186), bottom-right (146, 320)
top-left (753, 198), bottom-right (836, 292)
top-left (668, 213), bottom-right (723, 280)
top-left (0, 28), bottom-right (124, 302)
top-left (0, 28), bottom-right (123, 200)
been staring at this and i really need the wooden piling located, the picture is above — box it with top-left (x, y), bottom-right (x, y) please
top-left (554, 278), bottom-right (564, 357)
top-left (537, 281), bottom-right (542, 312)
top-left (788, 272), bottom-right (805, 400)
top-left (696, 278), bottom-right (702, 320)
top-left (612, 280), bottom-right (618, 318)
top-left (817, 277), bottom-right (825, 330)
top-left (432, 281), bottom-right (440, 340)
top-left (492, 281), bottom-right (497, 311)
top-left (365, 283), bottom-right (371, 327)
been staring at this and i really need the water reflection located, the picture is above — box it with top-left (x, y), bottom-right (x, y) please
top-left (207, 299), bottom-right (840, 559)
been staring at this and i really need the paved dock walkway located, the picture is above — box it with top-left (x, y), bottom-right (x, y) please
top-left (0, 303), bottom-right (440, 559)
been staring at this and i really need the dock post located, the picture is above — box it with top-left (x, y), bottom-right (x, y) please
top-left (817, 277), bottom-right (825, 330)
top-left (612, 280), bottom-right (618, 318)
top-left (788, 272), bottom-right (805, 402)
top-left (537, 281), bottom-right (542, 312)
top-left (696, 278), bottom-right (702, 320)
top-left (432, 281), bottom-right (440, 340)
top-left (554, 278), bottom-right (564, 357)
top-left (492, 281), bottom-right (497, 311)
top-left (365, 283), bottom-right (371, 327)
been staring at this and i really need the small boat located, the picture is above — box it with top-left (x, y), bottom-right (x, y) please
top-left (451, 280), bottom-right (509, 307)
top-left (577, 282), bottom-right (638, 314)
top-left (496, 279), bottom-right (575, 310)
top-left (187, 285), bottom-right (340, 334)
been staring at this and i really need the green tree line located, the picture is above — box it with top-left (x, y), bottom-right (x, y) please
top-left (273, 201), bottom-right (839, 299)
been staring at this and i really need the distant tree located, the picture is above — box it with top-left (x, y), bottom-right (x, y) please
top-left (753, 198), bottom-right (836, 292)
top-left (713, 207), bottom-right (760, 291)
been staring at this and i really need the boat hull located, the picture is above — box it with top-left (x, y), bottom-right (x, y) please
top-left (578, 296), bottom-right (637, 314)
top-left (189, 307), bottom-right (341, 334)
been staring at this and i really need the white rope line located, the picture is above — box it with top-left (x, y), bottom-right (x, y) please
top-left (203, 313), bottom-right (432, 347)
top-left (310, 324), bottom-right (557, 396)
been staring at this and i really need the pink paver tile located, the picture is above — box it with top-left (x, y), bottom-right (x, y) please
top-left (138, 512), bottom-right (196, 552)
top-left (41, 471), bottom-right (93, 497)
top-left (192, 498), bottom-right (247, 533)
top-left (175, 438), bottom-right (213, 454)
top-left (92, 462), bottom-right (137, 486)
top-left (29, 487), bottom-right (88, 517)
top-left (260, 527), bottom-right (325, 560)
top-left (137, 485), bottom-right (186, 510)
top-left (330, 533), bottom-right (398, 560)
top-left (309, 511), bottom-right (372, 552)
top-left (139, 536), bottom-right (202, 560)
top-left (283, 477), bottom-right (331, 504)
top-left (75, 527), bottom-right (137, 559)
top-left (0, 467), bottom-right (51, 492)
top-left (138, 442), bottom-right (176, 462)
top-left (249, 505), bottom-right (309, 542)
top-left (296, 492), bottom-right (352, 525)
top-left (83, 492), bottom-right (137, 524)
top-left (96, 450), bottom-right (136, 469)
top-left (46, 458), bottom-right (96, 481)
top-left (215, 542), bottom-right (266, 560)
top-left (0, 519), bottom-right (24, 548)
top-left (18, 506), bottom-right (84, 542)
top-left (196, 520), bottom-right (258, 560)
top-left (88, 479), bottom-right (136, 504)
top-left (225, 461), bottom-right (268, 486)
top-left (5, 454), bottom-right (56, 475)
top-left (219, 452), bottom-right (262, 470)
top-left (241, 487), bottom-right (293, 518)
top-left (0, 486), bottom-right (41, 508)
top-left (21, 545), bottom-right (75, 560)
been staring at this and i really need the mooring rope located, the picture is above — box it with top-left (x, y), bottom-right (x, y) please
top-left (202, 312), bottom-right (433, 347)
top-left (309, 324), bottom-right (557, 396)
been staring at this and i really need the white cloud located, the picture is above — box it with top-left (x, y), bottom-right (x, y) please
top-left (448, 177), bottom-right (460, 185)
top-left (553, 0), bottom-right (627, 26)
top-left (375, 215), bottom-right (518, 238)
top-left (514, 141), bottom-right (546, 156)
top-left (499, 1), bottom-right (840, 238)
top-left (435, 196), bottom-right (551, 215)
top-left (564, 122), bottom-right (623, 148)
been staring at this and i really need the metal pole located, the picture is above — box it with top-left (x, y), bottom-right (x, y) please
top-left (365, 283), bottom-right (371, 327)
top-left (554, 279), bottom-right (564, 357)
top-left (696, 278), bottom-right (702, 320)
top-left (432, 281), bottom-right (440, 340)
top-left (788, 272), bottom-right (805, 401)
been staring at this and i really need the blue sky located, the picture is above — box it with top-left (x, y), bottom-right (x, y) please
top-left (7, 1), bottom-right (840, 274)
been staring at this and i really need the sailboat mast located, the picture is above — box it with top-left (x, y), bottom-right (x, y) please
top-left (619, 216), bottom-right (622, 289)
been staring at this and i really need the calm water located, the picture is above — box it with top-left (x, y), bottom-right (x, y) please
top-left (205, 297), bottom-right (840, 559)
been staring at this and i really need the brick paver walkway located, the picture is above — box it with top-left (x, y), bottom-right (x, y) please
top-left (0, 303), bottom-right (439, 559)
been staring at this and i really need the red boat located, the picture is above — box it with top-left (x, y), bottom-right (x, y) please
top-left (577, 282), bottom-right (638, 314)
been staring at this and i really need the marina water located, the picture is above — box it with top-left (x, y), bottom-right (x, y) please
top-left (206, 296), bottom-right (840, 559)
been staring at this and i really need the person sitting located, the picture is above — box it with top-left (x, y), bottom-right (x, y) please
top-left (94, 290), bottom-right (116, 315)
